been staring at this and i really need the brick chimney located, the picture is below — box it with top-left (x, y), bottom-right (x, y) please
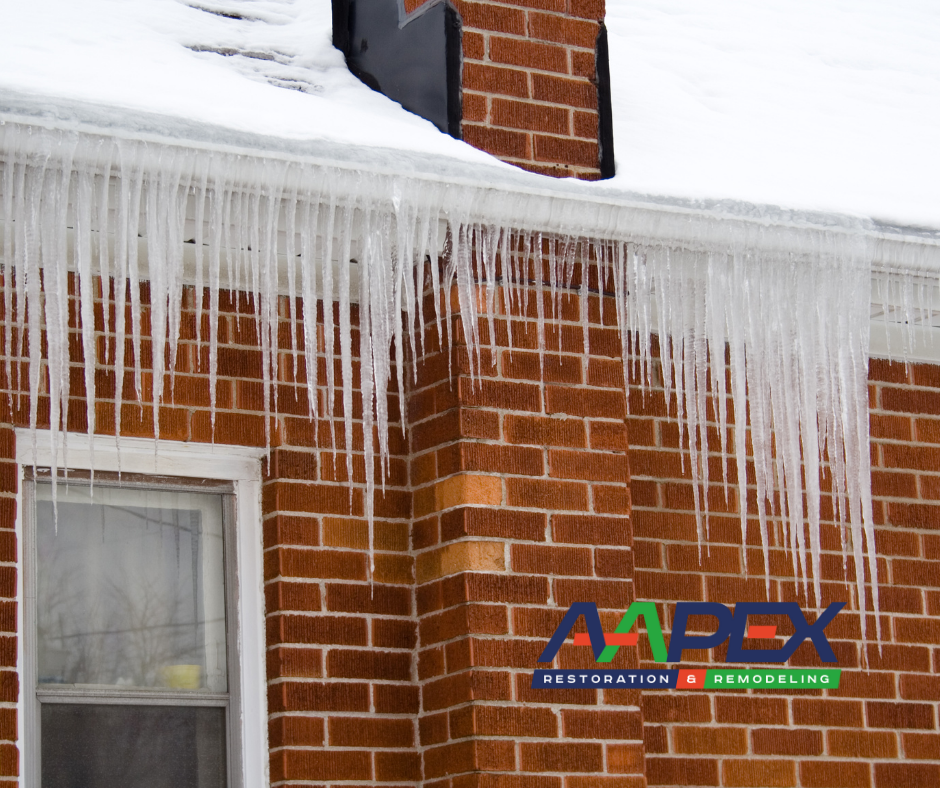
top-left (335, 0), bottom-right (614, 180)
top-left (452, 0), bottom-right (614, 180)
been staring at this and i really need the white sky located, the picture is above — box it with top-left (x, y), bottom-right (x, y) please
top-left (1, 0), bottom-right (938, 228)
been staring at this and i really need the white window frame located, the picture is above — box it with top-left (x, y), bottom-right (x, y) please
top-left (14, 431), bottom-right (269, 788)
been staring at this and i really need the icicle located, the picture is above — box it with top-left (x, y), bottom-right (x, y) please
top-left (167, 156), bottom-right (191, 395)
top-left (192, 159), bottom-right (208, 363)
top-left (579, 240), bottom-right (590, 365)
top-left (144, 148), bottom-right (172, 442)
top-left (412, 203), bottom-right (432, 365)
top-left (321, 194), bottom-right (337, 456)
top-left (337, 196), bottom-right (355, 498)
top-left (0, 121), bottom-right (900, 643)
top-left (258, 162), bottom-right (286, 449)
top-left (534, 233), bottom-right (546, 378)
top-left (284, 176), bottom-right (300, 384)
top-left (427, 205), bottom-right (444, 357)
top-left (298, 193), bottom-right (321, 424)
top-left (122, 145), bottom-right (145, 417)
top-left (358, 207), bottom-right (377, 578)
top-left (392, 187), bottom-right (414, 411)
top-left (1, 136), bottom-right (15, 419)
top-left (207, 175), bottom-right (225, 435)
top-left (74, 165), bottom-right (96, 472)
top-left (500, 228), bottom-right (517, 357)
top-left (482, 224), bottom-right (499, 361)
top-left (12, 147), bottom-right (28, 414)
top-left (455, 222), bottom-right (479, 381)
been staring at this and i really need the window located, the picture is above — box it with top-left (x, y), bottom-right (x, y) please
top-left (17, 434), bottom-right (267, 788)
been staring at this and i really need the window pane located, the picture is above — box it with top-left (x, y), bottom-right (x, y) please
top-left (36, 484), bottom-right (228, 692)
top-left (41, 703), bottom-right (226, 788)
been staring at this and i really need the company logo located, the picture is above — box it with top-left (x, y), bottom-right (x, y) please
top-left (532, 601), bottom-right (844, 691)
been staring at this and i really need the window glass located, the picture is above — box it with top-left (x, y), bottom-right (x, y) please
top-left (35, 483), bottom-right (228, 692)
top-left (41, 704), bottom-right (226, 788)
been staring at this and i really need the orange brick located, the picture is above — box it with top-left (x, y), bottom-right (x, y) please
top-left (492, 99), bottom-right (570, 134)
top-left (715, 696), bottom-right (788, 726)
top-left (534, 135), bottom-right (599, 167)
top-left (519, 742), bottom-right (602, 772)
top-left (548, 449), bottom-right (628, 481)
top-left (646, 757), bottom-right (719, 786)
top-left (642, 695), bottom-right (711, 724)
top-left (463, 63), bottom-right (530, 99)
top-left (792, 699), bottom-right (863, 728)
top-left (474, 705), bottom-right (558, 738)
top-left (874, 762), bottom-right (940, 787)
top-left (506, 478), bottom-right (589, 510)
top-left (528, 12), bottom-right (598, 48)
top-left (673, 726), bottom-right (747, 755)
top-left (511, 543), bottom-right (591, 575)
top-left (723, 760), bottom-right (795, 788)
top-left (903, 732), bottom-right (940, 759)
top-left (800, 761), bottom-right (871, 788)
top-left (463, 124), bottom-right (531, 159)
top-left (459, 1), bottom-right (526, 34)
top-left (490, 36), bottom-right (569, 73)
top-left (328, 716), bottom-right (414, 748)
top-left (276, 749), bottom-right (370, 782)
top-left (866, 701), bottom-right (935, 730)
top-left (268, 715), bottom-right (324, 747)
top-left (751, 728), bottom-right (823, 756)
top-left (828, 730), bottom-right (897, 758)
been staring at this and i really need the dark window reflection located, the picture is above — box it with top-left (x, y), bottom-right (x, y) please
top-left (41, 704), bottom-right (226, 788)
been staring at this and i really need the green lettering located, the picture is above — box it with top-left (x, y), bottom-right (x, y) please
top-left (597, 602), bottom-right (667, 663)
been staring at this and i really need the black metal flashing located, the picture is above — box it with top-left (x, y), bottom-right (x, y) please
top-left (596, 22), bottom-right (616, 180)
top-left (332, 0), bottom-right (463, 139)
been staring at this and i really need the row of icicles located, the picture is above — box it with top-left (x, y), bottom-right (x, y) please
top-left (2, 121), bottom-right (923, 644)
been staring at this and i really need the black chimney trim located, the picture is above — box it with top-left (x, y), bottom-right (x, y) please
top-left (596, 22), bottom-right (616, 180)
top-left (332, 0), bottom-right (463, 139)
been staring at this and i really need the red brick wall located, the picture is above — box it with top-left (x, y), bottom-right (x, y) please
top-left (2, 251), bottom-right (939, 788)
top-left (0, 279), bottom-right (417, 786)
top-left (453, 0), bottom-right (608, 179)
top-left (261, 298), bottom-right (417, 785)
top-left (628, 345), bottom-right (940, 787)
top-left (409, 261), bottom-right (645, 787)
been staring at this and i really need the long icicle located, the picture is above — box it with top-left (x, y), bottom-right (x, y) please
top-left (0, 123), bottom-right (889, 640)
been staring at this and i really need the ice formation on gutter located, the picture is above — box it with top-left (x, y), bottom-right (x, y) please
top-left (5, 122), bottom-right (938, 642)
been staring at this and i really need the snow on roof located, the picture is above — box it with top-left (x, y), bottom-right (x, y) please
top-left (606, 0), bottom-right (940, 230)
top-left (0, 0), bottom-right (490, 163)
top-left (0, 0), bottom-right (938, 229)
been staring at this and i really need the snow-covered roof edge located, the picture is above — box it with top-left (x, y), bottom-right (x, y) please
top-left (0, 90), bottom-right (900, 640)
top-left (3, 87), bottom-right (938, 276)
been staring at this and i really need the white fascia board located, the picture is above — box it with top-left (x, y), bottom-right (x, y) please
top-left (870, 321), bottom-right (940, 364)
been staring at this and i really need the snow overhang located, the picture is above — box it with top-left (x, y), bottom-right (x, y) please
top-left (3, 86), bottom-right (939, 278)
top-left (0, 85), bottom-right (914, 627)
